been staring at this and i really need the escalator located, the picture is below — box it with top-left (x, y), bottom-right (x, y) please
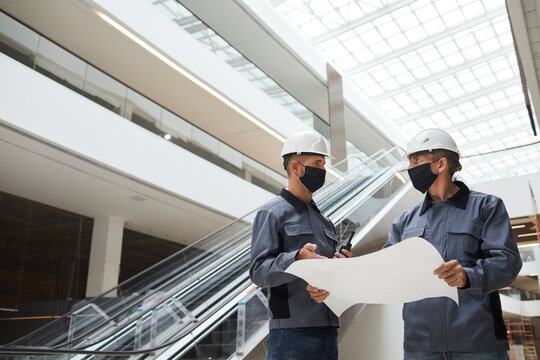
top-left (0, 147), bottom-right (408, 360)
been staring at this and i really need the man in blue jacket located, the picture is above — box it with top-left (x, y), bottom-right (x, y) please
top-left (249, 130), bottom-right (351, 360)
top-left (385, 128), bottom-right (522, 359)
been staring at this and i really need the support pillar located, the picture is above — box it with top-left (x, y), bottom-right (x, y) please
top-left (327, 63), bottom-right (347, 172)
top-left (85, 216), bottom-right (124, 297)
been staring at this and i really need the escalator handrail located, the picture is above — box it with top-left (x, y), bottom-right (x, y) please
top-left (0, 279), bottom-right (255, 356)
top-left (20, 233), bottom-right (254, 350)
top-left (1, 226), bottom-right (254, 348)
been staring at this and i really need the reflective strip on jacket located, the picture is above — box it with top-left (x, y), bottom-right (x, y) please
top-left (385, 181), bottom-right (522, 352)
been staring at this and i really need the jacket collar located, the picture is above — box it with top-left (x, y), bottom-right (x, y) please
top-left (420, 181), bottom-right (470, 215)
top-left (280, 188), bottom-right (320, 212)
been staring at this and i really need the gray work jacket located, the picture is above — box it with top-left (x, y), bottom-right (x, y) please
top-left (385, 181), bottom-right (522, 352)
top-left (249, 188), bottom-right (340, 330)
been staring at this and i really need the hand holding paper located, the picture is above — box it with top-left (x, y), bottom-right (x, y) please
top-left (285, 237), bottom-right (459, 316)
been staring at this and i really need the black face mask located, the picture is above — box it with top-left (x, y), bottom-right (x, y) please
top-left (299, 165), bottom-right (326, 193)
top-left (408, 162), bottom-right (438, 193)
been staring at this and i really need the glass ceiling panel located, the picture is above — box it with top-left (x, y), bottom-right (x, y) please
top-left (270, 0), bottom-right (540, 183)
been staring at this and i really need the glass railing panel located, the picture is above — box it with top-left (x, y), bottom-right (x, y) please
top-left (0, 12), bottom-right (39, 68)
top-left (3, 208), bottom-right (256, 348)
top-left (0, 356), bottom-right (108, 360)
top-left (34, 37), bottom-right (87, 91)
top-left (125, 88), bottom-right (163, 133)
top-left (83, 64), bottom-right (127, 115)
top-left (334, 170), bottom-right (408, 241)
top-left (0, 11), bottom-right (287, 197)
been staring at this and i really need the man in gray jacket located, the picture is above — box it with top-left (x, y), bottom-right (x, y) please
top-left (385, 128), bottom-right (522, 359)
top-left (249, 130), bottom-right (351, 360)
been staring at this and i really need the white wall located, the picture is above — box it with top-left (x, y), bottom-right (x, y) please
top-left (339, 304), bottom-right (404, 360)
top-left (0, 54), bottom-right (273, 218)
top-left (501, 294), bottom-right (540, 317)
top-left (471, 172), bottom-right (540, 218)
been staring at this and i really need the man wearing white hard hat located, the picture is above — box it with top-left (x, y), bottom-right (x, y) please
top-left (249, 130), bottom-right (351, 360)
top-left (384, 129), bottom-right (521, 359)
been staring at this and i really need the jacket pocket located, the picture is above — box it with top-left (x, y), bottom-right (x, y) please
top-left (446, 222), bottom-right (482, 263)
top-left (403, 299), bottom-right (432, 340)
top-left (401, 226), bottom-right (426, 241)
top-left (283, 224), bottom-right (313, 252)
top-left (323, 228), bottom-right (338, 243)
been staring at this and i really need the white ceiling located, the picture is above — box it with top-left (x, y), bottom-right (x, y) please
top-left (270, 0), bottom-right (540, 184)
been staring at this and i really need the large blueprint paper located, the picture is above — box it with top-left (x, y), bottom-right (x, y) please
top-left (285, 237), bottom-right (458, 316)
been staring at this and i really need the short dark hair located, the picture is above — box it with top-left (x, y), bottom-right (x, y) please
top-left (285, 154), bottom-right (307, 176)
top-left (409, 149), bottom-right (461, 176)
top-left (283, 152), bottom-right (323, 172)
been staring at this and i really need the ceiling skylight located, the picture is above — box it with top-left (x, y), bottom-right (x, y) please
top-left (270, 0), bottom-right (540, 184)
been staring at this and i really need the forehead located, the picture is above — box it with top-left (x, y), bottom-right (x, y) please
top-left (304, 155), bottom-right (325, 163)
top-left (408, 153), bottom-right (434, 161)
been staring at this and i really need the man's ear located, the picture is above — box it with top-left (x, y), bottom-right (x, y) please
top-left (289, 159), bottom-right (298, 174)
top-left (437, 157), bottom-right (448, 173)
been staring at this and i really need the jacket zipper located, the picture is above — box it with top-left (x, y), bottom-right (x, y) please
top-left (442, 205), bottom-right (449, 353)
top-left (443, 297), bottom-right (447, 352)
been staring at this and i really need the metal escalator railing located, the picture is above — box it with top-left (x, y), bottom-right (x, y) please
top-left (0, 147), bottom-right (408, 359)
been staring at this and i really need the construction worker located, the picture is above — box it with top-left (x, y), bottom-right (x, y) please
top-left (249, 130), bottom-right (351, 360)
top-left (386, 128), bottom-right (522, 359)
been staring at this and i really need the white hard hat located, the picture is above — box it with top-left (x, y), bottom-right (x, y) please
top-left (281, 130), bottom-right (332, 158)
top-left (406, 128), bottom-right (460, 157)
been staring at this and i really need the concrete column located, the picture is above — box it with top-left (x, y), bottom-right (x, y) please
top-left (86, 216), bottom-right (124, 297)
top-left (327, 63), bottom-right (347, 172)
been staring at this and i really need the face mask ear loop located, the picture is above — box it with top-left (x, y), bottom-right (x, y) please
top-left (295, 161), bottom-right (305, 178)
top-left (432, 158), bottom-right (444, 174)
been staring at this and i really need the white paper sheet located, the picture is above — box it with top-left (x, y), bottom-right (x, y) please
top-left (285, 237), bottom-right (458, 316)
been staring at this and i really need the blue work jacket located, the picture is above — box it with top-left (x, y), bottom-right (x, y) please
top-left (249, 188), bottom-right (340, 330)
top-left (385, 181), bottom-right (522, 352)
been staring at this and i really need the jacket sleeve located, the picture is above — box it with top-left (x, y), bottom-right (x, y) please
top-left (249, 210), bottom-right (298, 288)
top-left (383, 214), bottom-right (403, 249)
top-left (463, 198), bottom-right (522, 295)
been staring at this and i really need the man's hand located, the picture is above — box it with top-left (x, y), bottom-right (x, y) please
top-left (296, 243), bottom-right (326, 260)
top-left (334, 249), bottom-right (352, 258)
top-left (433, 260), bottom-right (469, 288)
top-left (307, 284), bottom-right (329, 303)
